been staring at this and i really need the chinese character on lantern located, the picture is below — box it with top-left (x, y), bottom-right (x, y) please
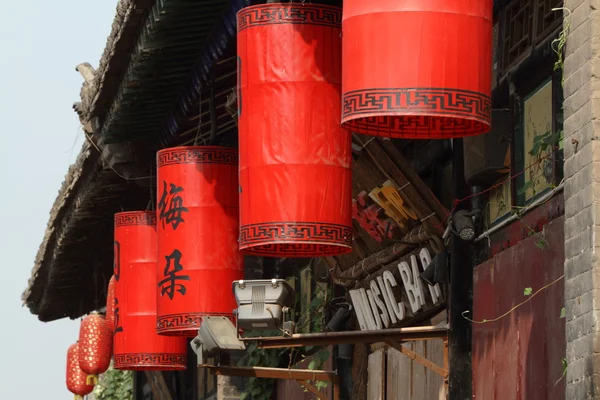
top-left (158, 181), bottom-right (189, 230)
top-left (114, 297), bottom-right (124, 335)
top-left (158, 249), bottom-right (191, 300)
top-left (114, 241), bottom-right (121, 281)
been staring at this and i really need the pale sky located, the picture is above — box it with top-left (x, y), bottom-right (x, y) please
top-left (0, 1), bottom-right (119, 397)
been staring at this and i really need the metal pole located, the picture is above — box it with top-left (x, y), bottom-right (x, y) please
top-left (449, 139), bottom-right (473, 400)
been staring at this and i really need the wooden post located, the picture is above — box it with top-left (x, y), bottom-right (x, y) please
top-left (449, 139), bottom-right (473, 399)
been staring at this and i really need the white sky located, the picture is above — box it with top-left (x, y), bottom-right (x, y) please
top-left (0, 1), bottom-right (119, 396)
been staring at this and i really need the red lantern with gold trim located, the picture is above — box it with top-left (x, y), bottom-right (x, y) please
top-left (341, 0), bottom-right (493, 138)
top-left (156, 147), bottom-right (243, 336)
top-left (237, 3), bottom-right (352, 257)
top-left (105, 275), bottom-right (116, 331)
top-left (67, 343), bottom-right (94, 399)
top-left (78, 312), bottom-right (112, 384)
top-left (113, 211), bottom-right (187, 370)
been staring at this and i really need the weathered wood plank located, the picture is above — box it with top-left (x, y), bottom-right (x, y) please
top-left (368, 348), bottom-right (386, 400)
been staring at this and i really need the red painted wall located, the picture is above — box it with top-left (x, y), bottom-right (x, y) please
top-left (472, 216), bottom-right (565, 400)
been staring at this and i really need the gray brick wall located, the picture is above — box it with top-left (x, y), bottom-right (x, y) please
top-left (564, 0), bottom-right (600, 398)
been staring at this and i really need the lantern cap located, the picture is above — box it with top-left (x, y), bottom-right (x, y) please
top-left (86, 375), bottom-right (98, 386)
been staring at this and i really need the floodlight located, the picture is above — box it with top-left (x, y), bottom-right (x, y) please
top-left (233, 279), bottom-right (295, 332)
top-left (451, 209), bottom-right (478, 242)
top-left (420, 251), bottom-right (449, 286)
top-left (190, 316), bottom-right (245, 365)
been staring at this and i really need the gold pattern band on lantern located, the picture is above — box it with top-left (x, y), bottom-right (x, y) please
top-left (156, 312), bottom-right (236, 335)
top-left (342, 87), bottom-right (491, 136)
top-left (237, 4), bottom-right (342, 32)
top-left (114, 353), bottom-right (187, 368)
top-left (157, 147), bottom-right (238, 167)
top-left (239, 221), bottom-right (353, 257)
top-left (114, 212), bottom-right (157, 228)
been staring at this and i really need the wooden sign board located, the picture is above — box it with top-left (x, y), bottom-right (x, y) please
top-left (349, 245), bottom-right (444, 330)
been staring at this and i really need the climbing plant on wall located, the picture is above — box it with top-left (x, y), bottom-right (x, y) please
top-left (93, 367), bottom-right (133, 400)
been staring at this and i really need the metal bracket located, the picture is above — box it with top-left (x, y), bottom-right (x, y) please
top-left (190, 338), bottom-right (205, 365)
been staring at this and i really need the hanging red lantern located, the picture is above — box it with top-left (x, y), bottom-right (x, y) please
top-left (78, 312), bottom-right (112, 384)
top-left (113, 212), bottom-right (187, 370)
top-left (156, 146), bottom-right (243, 336)
top-left (105, 276), bottom-right (116, 331)
top-left (67, 343), bottom-right (94, 399)
top-left (237, 4), bottom-right (352, 257)
top-left (341, 0), bottom-right (493, 139)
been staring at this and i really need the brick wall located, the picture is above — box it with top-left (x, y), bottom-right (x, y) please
top-left (564, 1), bottom-right (600, 398)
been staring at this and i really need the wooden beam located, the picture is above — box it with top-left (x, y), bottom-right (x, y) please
top-left (296, 380), bottom-right (327, 400)
top-left (204, 365), bottom-right (337, 382)
top-left (377, 139), bottom-right (450, 221)
top-left (354, 134), bottom-right (447, 235)
top-left (333, 375), bottom-right (341, 400)
top-left (144, 371), bottom-right (173, 400)
top-left (383, 339), bottom-right (448, 379)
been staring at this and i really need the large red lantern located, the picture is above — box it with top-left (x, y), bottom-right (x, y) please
top-left (113, 212), bottom-right (187, 370)
top-left (67, 343), bottom-right (94, 399)
top-left (341, 0), bottom-right (493, 138)
top-left (237, 3), bottom-right (352, 257)
top-left (78, 312), bottom-right (112, 383)
top-left (105, 276), bottom-right (116, 331)
top-left (156, 147), bottom-right (243, 336)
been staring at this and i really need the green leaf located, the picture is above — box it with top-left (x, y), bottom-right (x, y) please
top-left (240, 392), bottom-right (249, 400)
top-left (524, 287), bottom-right (533, 296)
top-left (308, 359), bottom-right (318, 370)
top-left (316, 381), bottom-right (328, 390)
top-left (560, 307), bottom-right (566, 319)
top-left (251, 386), bottom-right (262, 396)
top-left (317, 349), bottom-right (330, 362)
top-left (562, 358), bottom-right (568, 377)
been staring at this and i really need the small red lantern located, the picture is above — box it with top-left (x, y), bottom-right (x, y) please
top-left (105, 276), bottom-right (116, 331)
top-left (114, 211), bottom-right (187, 370)
top-left (237, 4), bottom-right (353, 257)
top-left (67, 343), bottom-right (94, 399)
top-left (156, 147), bottom-right (244, 336)
top-left (341, 0), bottom-right (493, 138)
top-left (78, 312), bottom-right (112, 384)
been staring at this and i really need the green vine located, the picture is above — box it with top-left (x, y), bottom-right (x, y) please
top-left (93, 366), bottom-right (133, 400)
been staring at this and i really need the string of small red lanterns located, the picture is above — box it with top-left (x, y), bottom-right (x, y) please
top-left (78, 312), bottom-right (112, 385)
top-left (66, 343), bottom-right (94, 400)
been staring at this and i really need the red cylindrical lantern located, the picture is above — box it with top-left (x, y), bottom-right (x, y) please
top-left (106, 276), bottom-right (116, 331)
top-left (237, 4), bottom-right (352, 257)
top-left (67, 343), bottom-right (94, 399)
top-left (78, 312), bottom-right (112, 383)
top-left (156, 146), bottom-right (243, 336)
top-left (113, 212), bottom-right (187, 370)
top-left (341, 0), bottom-right (493, 138)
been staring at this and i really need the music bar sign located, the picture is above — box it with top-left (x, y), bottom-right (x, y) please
top-left (349, 246), bottom-right (443, 331)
